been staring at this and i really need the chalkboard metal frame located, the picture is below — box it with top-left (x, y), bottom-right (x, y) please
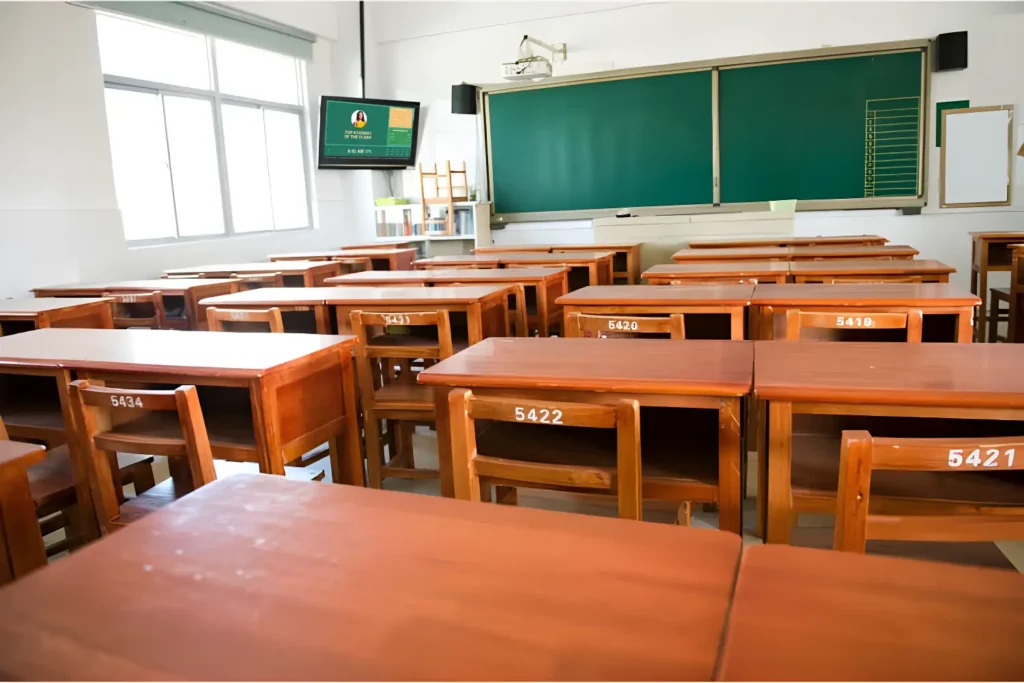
top-left (482, 39), bottom-right (930, 224)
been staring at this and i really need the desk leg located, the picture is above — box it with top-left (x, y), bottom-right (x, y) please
top-left (628, 250), bottom-right (639, 285)
top-left (588, 263), bottom-right (599, 287)
top-left (249, 380), bottom-right (285, 475)
top-left (730, 307), bottom-right (745, 341)
top-left (536, 283), bottom-right (549, 337)
top-left (718, 397), bottom-right (742, 535)
top-left (978, 247), bottom-right (989, 342)
top-left (314, 305), bottom-right (331, 335)
top-left (467, 303), bottom-right (483, 345)
top-left (958, 306), bottom-right (976, 343)
top-left (55, 369), bottom-right (101, 542)
top-left (434, 386), bottom-right (455, 497)
top-left (766, 400), bottom-right (793, 544)
top-left (337, 351), bottom-right (364, 486)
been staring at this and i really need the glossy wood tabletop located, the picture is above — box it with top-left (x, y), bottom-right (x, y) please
top-left (751, 283), bottom-right (980, 306)
top-left (0, 328), bottom-right (354, 377)
top-left (688, 235), bottom-right (888, 249)
top-left (420, 337), bottom-right (753, 396)
top-left (671, 246), bottom-right (791, 262)
top-left (0, 474), bottom-right (742, 681)
top-left (198, 287), bottom-right (340, 307)
top-left (475, 241), bottom-right (643, 253)
top-left (268, 248), bottom-right (417, 259)
top-left (163, 262), bottom-right (332, 275)
top-left (340, 239), bottom-right (415, 249)
top-left (32, 279), bottom-right (239, 296)
top-left (754, 340), bottom-right (1024, 408)
top-left (557, 284), bottom-right (755, 305)
top-left (414, 254), bottom-right (504, 267)
top-left (324, 285), bottom-right (510, 305)
top-left (718, 544), bottom-right (1024, 681)
top-left (325, 267), bottom-right (567, 285)
top-left (644, 262), bottom-right (791, 280)
top-left (672, 245), bottom-right (916, 262)
top-left (0, 298), bottom-right (110, 318)
top-left (788, 259), bottom-right (955, 276)
top-left (494, 251), bottom-right (615, 264)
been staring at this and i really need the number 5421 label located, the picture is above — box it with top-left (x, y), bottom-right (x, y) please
top-left (948, 448), bottom-right (1015, 468)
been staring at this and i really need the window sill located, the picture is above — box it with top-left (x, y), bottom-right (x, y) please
top-left (126, 226), bottom-right (312, 250)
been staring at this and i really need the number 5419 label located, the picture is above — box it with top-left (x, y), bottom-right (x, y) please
top-left (949, 448), bottom-right (1015, 468)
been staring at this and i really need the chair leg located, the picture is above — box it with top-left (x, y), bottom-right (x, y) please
top-left (989, 291), bottom-right (1001, 343)
top-left (495, 486), bottom-right (517, 506)
top-left (675, 502), bottom-right (692, 526)
top-left (364, 415), bottom-right (385, 489)
top-left (127, 461), bottom-right (156, 494)
top-left (397, 422), bottom-right (415, 469)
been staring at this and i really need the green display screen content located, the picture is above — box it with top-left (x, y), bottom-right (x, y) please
top-left (319, 99), bottom-right (417, 166)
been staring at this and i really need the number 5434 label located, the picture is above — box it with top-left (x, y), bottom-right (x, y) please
top-left (948, 448), bottom-right (1015, 468)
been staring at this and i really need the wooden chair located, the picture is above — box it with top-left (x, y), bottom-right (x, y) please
top-left (67, 381), bottom-right (319, 533)
top-left (0, 438), bottom-right (47, 584)
top-left (350, 310), bottom-right (454, 488)
top-left (987, 243), bottom-right (1024, 342)
top-left (448, 390), bottom-right (642, 520)
top-left (433, 281), bottom-right (527, 337)
top-left (207, 307), bottom-right (285, 333)
top-left (834, 431), bottom-right (1024, 552)
top-left (566, 312), bottom-right (685, 339)
top-left (230, 272), bottom-right (284, 290)
top-left (784, 309), bottom-right (923, 342)
top-left (104, 292), bottom-right (166, 330)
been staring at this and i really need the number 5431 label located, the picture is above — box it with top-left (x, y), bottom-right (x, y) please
top-left (948, 448), bottom-right (1015, 468)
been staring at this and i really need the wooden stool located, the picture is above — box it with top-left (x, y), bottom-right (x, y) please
top-left (566, 312), bottom-right (685, 339)
top-left (104, 292), bottom-right (166, 330)
top-left (230, 272), bottom-right (284, 290)
top-left (207, 307), bottom-right (285, 333)
top-left (834, 431), bottom-right (1024, 552)
top-left (350, 310), bottom-right (454, 488)
top-left (785, 309), bottom-right (923, 342)
top-left (448, 389), bottom-right (642, 520)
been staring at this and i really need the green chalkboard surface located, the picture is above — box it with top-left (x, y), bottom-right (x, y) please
top-left (488, 71), bottom-right (713, 215)
top-left (718, 51), bottom-right (924, 203)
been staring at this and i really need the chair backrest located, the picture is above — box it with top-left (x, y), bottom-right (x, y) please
top-left (104, 291), bottom-right (166, 330)
top-left (207, 307), bottom-right (285, 333)
top-left (67, 380), bottom-right (216, 533)
top-left (0, 416), bottom-right (7, 440)
top-left (448, 389), bottom-right (642, 519)
top-left (834, 431), bottom-right (1024, 552)
top-left (566, 312), bottom-right (685, 339)
top-left (230, 272), bottom-right (284, 290)
top-left (784, 309), bottom-right (923, 342)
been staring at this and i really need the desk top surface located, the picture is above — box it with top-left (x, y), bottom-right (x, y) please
top-left (0, 474), bottom-right (741, 681)
top-left (340, 240), bottom-right (414, 249)
top-left (476, 242), bottom-right (643, 252)
top-left (0, 328), bottom-right (353, 376)
top-left (326, 285), bottom-right (510, 305)
top-left (688, 234), bottom-right (888, 249)
top-left (198, 287), bottom-right (340, 307)
top-left (557, 284), bottom-right (755, 306)
top-left (414, 254), bottom-right (503, 266)
top-left (644, 261), bottom-right (791, 278)
top-left (420, 337), bottom-right (753, 396)
top-left (269, 248), bottom-right (417, 259)
top-left (672, 245), bottom-right (917, 262)
top-left (788, 258), bottom-right (956, 275)
top-left (751, 283), bottom-right (980, 306)
top-left (164, 262), bottom-right (336, 275)
top-left (718, 544), bottom-right (1024, 681)
top-left (970, 231), bottom-right (1024, 240)
top-left (32, 279), bottom-right (238, 295)
top-left (496, 251), bottom-right (615, 263)
top-left (325, 267), bottom-right (568, 285)
top-left (0, 298), bottom-right (110, 317)
top-left (754, 340), bottom-right (1024, 408)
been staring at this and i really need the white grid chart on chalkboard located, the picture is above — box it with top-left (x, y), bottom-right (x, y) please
top-left (864, 96), bottom-right (921, 197)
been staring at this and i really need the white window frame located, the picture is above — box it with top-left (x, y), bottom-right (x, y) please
top-left (101, 18), bottom-right (315, 245)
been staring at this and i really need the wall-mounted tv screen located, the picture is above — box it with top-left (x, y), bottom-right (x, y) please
top-left (318, 96), bottom-right (421, 169)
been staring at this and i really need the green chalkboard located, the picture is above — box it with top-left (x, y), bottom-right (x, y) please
top-left (718, 51), bottom-right (924, 203)
top-left (488, 71), bottom-right (713, 215)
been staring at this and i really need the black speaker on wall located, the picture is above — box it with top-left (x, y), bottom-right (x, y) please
top-left (935, 31), bottom-right (968, 71)
top-left (452, 83), bottom-right (478, 115)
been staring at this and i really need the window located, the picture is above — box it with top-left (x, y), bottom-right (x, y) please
top-left (97, 13), bottom-right (313, 242)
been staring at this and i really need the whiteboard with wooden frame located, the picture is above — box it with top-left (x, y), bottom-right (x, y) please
top-left (940, 104), bottom-right (1014, 208)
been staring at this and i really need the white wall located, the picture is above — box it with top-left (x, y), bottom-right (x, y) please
top-left (0, 1), bottom-right (373, 297)
top-left (370, 1), bottom-right (1024, 289)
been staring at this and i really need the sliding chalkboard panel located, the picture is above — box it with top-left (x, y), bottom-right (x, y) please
top-left (718, 50), bottom-right (924, 204)
top-left (487, 71), bottom-right (713, 215)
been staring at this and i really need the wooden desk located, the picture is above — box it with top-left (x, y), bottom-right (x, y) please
top-left (326, 268), bottom-right (570, 337)
top-left (751, 283), bottom-right (979, 343)
top-left (719, 544), bottom-right (1024, 681)
top-left (198, 288), bottom-right (341, 334)
top-left (497, 251), bottom-right (615, 288)
top-left (474, 242), bottom-right (644, 284)
top-left (789, 259), bottom-right (955, 283)
top-left (754, 341), bottom-right (1024, 544)
top-left (688, 234), bottom-right (889, 249)
top-left (414, 254), bottom-right (502, 270)
top-left (0, 299), bottom-right (112, 335)
top-left (32, 280), bottom-right (239, 330)
top-left (671, 245), bottom-right (917, 263)
top-left (970, 231), bottom-right (1024, 342)
top-left (419, 337), bottom-right (752, 533)
top-left (557, 285), bottom-right (753, 340)
top-left (0, 328), bottom-right (361, 487)
top-left (0, 474), bottom-right (741, 681)
top-left (163, 262), bottom-right (342, 287)
top-left (269, 248), bottom-right (417, 271)
top-left (644, 262), bottom-right (790, 285)
top-left (341, 240), bottom-right (415, 250)
top-left (326, 285), bottom-right (513, 344)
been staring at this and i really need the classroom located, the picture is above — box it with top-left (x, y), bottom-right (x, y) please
top-left (1, 0), bottom-right (1024, 679)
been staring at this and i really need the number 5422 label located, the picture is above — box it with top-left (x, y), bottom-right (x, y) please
top-left (948, 448), bottom-right (1015, 468)
top-left (514, 406), bottom-right (563, 425)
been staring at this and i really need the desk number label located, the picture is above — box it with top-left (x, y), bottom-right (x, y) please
top-left (121, 295), bottom-right (141, 303)
top-left (383, 314), bottom-right (410, 325)
top-left (607, 320), bottom-right (639, 331)
top-left (948, 448), bottom-right (1015, 468)
top-left (110, 395), bottom-right (144, 409)
top-left (836, 316), bottom-right (873, 327)
top-left (514, 407), bottom-right (563, 425)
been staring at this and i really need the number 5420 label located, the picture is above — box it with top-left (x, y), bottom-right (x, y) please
top-left (948, 448), bottom-right (1015, 468)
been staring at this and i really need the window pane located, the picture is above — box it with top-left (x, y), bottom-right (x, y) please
top-left (96, 13), bottom-right (211, 90)
top-left (222, 104), bottom-right (273, 233)
top-left (215, 39), bottom-right (300, 105)
top-left (163, 96), bottom-right (225, 237)
top-left (104, 88), bottom-right (177, 241)
top-left (264, 110), bottom-right (308, 230)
